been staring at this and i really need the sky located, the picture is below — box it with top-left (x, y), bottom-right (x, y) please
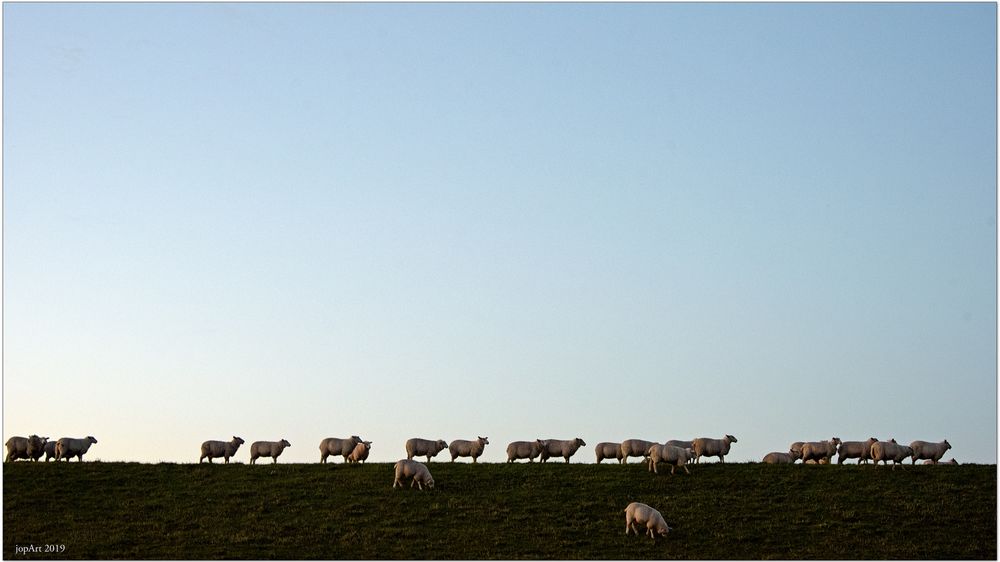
top-left (3, 3), bottom-right (996, 465)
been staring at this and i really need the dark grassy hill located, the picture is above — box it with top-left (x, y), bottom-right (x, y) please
top-left (3, 461), bottom-right (996, 559)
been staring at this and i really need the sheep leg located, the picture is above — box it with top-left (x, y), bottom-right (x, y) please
top-left (683, 463), bottom-right (690, 475)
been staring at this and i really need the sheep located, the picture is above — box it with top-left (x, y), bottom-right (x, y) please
top-left (393, 459), bottom-right (435, 490)
top-left (790, 442), bottom-right (804, 456)
top-left (319, 435), bottom-right (363, 463)
top-left (762, 450), bottom-right (802, 464)
top-left (507, 440), bottom-right (544, 463)
top-left (250, 439), bottom-right (291, 464)
top-left (405, 438), bottom-right (449, 462)
top-left (348, 441), bottom-right (372, 463)
top-left (199, 436), bottom-right (244, 464)
top-left (666, 440), bottom-right (696, 463)
top-left (624, 502), bottom-right (672, 542)
top-left (5, 435), bottom-right (48, 462)
top-left (692, 435), bottom-right (737, 463)
top-left (595, 442), bottom-right (624, 464)
top-left (620, 439), bottom-right (657, 464)
top-left (646, 444), bottom-right (693, 475)
top-left (55, 436), bottom-right (99, 462)
top-left (871, 439), bottom-right (913, 469)
top-left (449, 436), bottom-right (489, 463)
top-left (924, 458), bottom-right (958, 465)
top-left (837, 438), bottom-right (879, 465)
top-left (43, 440), bottom-right (58, 462)
top-left (539, 438), bottom-right (587, 463)
top-left (909, 440), bottom-right (952, 464)
top-left (800, 438), bottom-right (842, 464)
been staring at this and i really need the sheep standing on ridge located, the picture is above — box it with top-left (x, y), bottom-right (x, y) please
top-left (507, 440), bottom-right (544, 463)
top-left (319, 436), bottom-right (363, 464)
top-left (348, 441), bottom-right (372, 463)
top-left (55, 436), bottom-right (99, 462)
top-left (393, 459), bottom-right (435, 490)
top-left (449, 437), bottom-right (489, 463)
top-left (762, 450), bottom-right (801, 464)
top-left (250, 439), bottom-right (291, 464)
top-left (909, 440), bottom-right (952, 464)
top-left (405, 438), bottom-right (449, 462)
top-left (5, 435), bottom-right (48, 462)
top-left (624, 502), bottom-right (672, 542)
top-left (595, 442), bottom-right (624, 464)
top-left (200, 436), bottom-right (244, 464)
top-left (871, 439), bottom-right (913, 469)
top-left (692, 435), bottom-right (737, 463)
top-left (800, 438), bottom-right (841, 464)
top-left (620, 439), bottom-right (657, 464)
top-left (43, 440), bottom-right (58, 462)
top-left (646, 444), bottom-right (693, 475)
top-left (836, 438), bottom-right (878, 464)
top-left (539, 438), bottom-right (586, 463)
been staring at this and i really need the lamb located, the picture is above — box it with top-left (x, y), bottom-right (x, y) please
top-left (393, 459), bottom-right (435, 490)
top-left (620, 439), bottom-right (657, 464)
top-left (43, 440), bottom-right (58, 462)
top-left (692, 435), bottom-right (737, 463)
top-left (55, 436), bottom-right (99, 462)
top-left (405, 438), bottom-right (449, 462)
top-left (624, 502), bottom-right (672, 542)
top-left (871, 439), bottom-right (913, 469)
top-left (199, 436), bottom-right (244, 464)
top-left (539, 438), bottom-right (587, 463)
top-left (800, 438), bottom-right (842, 464)
top-left (507, 440), bottom-right (544, 463)
top-left (595, 442), bottom-right (624, 464)
top-left (837, 438), bottom-right (879, 464)
top-left (646, 444), bottom-right (693, 475)
top-left (762, 450), bottom-right (802, 464)
top-left (348, 441), bottom-right (372, 463)
top-left (449, 436), bottom-right (489, 463)
top-left (5, 435), bottom-right (48, 462)
top-left (666, 440), bottom-right (695, 463)
top-left (319, 435), bottom-right (363, 463)
top-left (924, 458), bottom-right (958, 465)
top-left (909, 440), bottom-right (952, 464)
top-left (250, 439), bottom-right (291, 464)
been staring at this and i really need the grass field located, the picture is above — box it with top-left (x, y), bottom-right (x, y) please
top-left (3, 460), bottom-right (996, 559)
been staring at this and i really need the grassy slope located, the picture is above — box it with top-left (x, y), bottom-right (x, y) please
top-left (3, 461), bottom-right (996, 559)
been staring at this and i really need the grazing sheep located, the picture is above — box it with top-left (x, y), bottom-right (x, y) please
top-left (348, 441), bottom-right (372, 463)
top-left (692, 435), bottom-right (737, 463)
top-left (199, 436), bottom-right (244, 464)
top-left (539, 438), bottom-right (587, 463)
top-left (620, 439), bottom-right (657, 464)
top-left (837, 438), bottom-right (879, 465)
top-left (43, 440), bottom-right (58, 462)
top-left (800, 438), bottom-right (842, 464)
top-left (507, 440), bottom-right (544, 463)
top-left (924, 458), bottom-right (958, 465)
top-left (909, 440), bottom-right (952, 464)
top-left (762, 450), bottom-right (802, 464)
top-left (624, 502), bottom-right (672, 542)
top-left (449, 436), bottom-right (489, 463)
top-left (405, 438), bottom-right (449, 462)
top-left (871, 439), bottom-right (913, 469)
top-left (319, 436), bottom-right (363, 463)
top-left (250, 439), bottom-right (291, 464)
top-left (393, 459), bottom-right (435, 490)
top-left (5, 435), bottom-right (48, 462)
top-left (595, 442), bottom-right (624, 464)
top-left (55, 436), bottom-right (99, 462)
top-left (646, 444), bottom-right (693, 475)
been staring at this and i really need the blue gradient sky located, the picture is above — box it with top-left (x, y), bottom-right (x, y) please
top-left (4, 3), bottom-right (996, 464)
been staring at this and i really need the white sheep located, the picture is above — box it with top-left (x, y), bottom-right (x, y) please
top-left (692, 435), bottom-right (737, 463)
top-left (319, 435), bottom-right (363, 463)
top-left (250, 439), bottom-right (291, 464)
top-left (449, 436), bottom-right (489, 463)
top-left (762, 450), bottom-right (802, 464)
top-left (620, 439), bottom-right (657, 464)
top-left (646, 444), bottom-right (693, 475)
top-left (200, 436), bottom-right (244, 464)
top-left (871, 439), bottom-right (913, 469)
top-left (55, 436), bottom-right (99, 462)
top-left (5, 435), bottom-right (48, 462)
top-left (800, 438), bottom-right (842, 464)
top-left (923, 458), bottom-right (958, 465)
top-left (43, 440), bottom-right (58, 462)
top-left (595, 442), bottom-right (624, 464)
top-left (393, 459), bottom-right (435, 490)
top-left (836, 438), bottom-right (879, 464)
top-left (405, 438), bottom-right (449, 462)
top-left (624, 502), bottom-right (672, 542)
top-left (539, 438), bottom-right (587, 463)
top-left (348, 441), bottom-right (372, 463)
top-left (790, 442), bottom-right (804, 456)
top-left (909, 440), bottom-right (952, 464)
top-left (507, 440), bottom-right (544, 463)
